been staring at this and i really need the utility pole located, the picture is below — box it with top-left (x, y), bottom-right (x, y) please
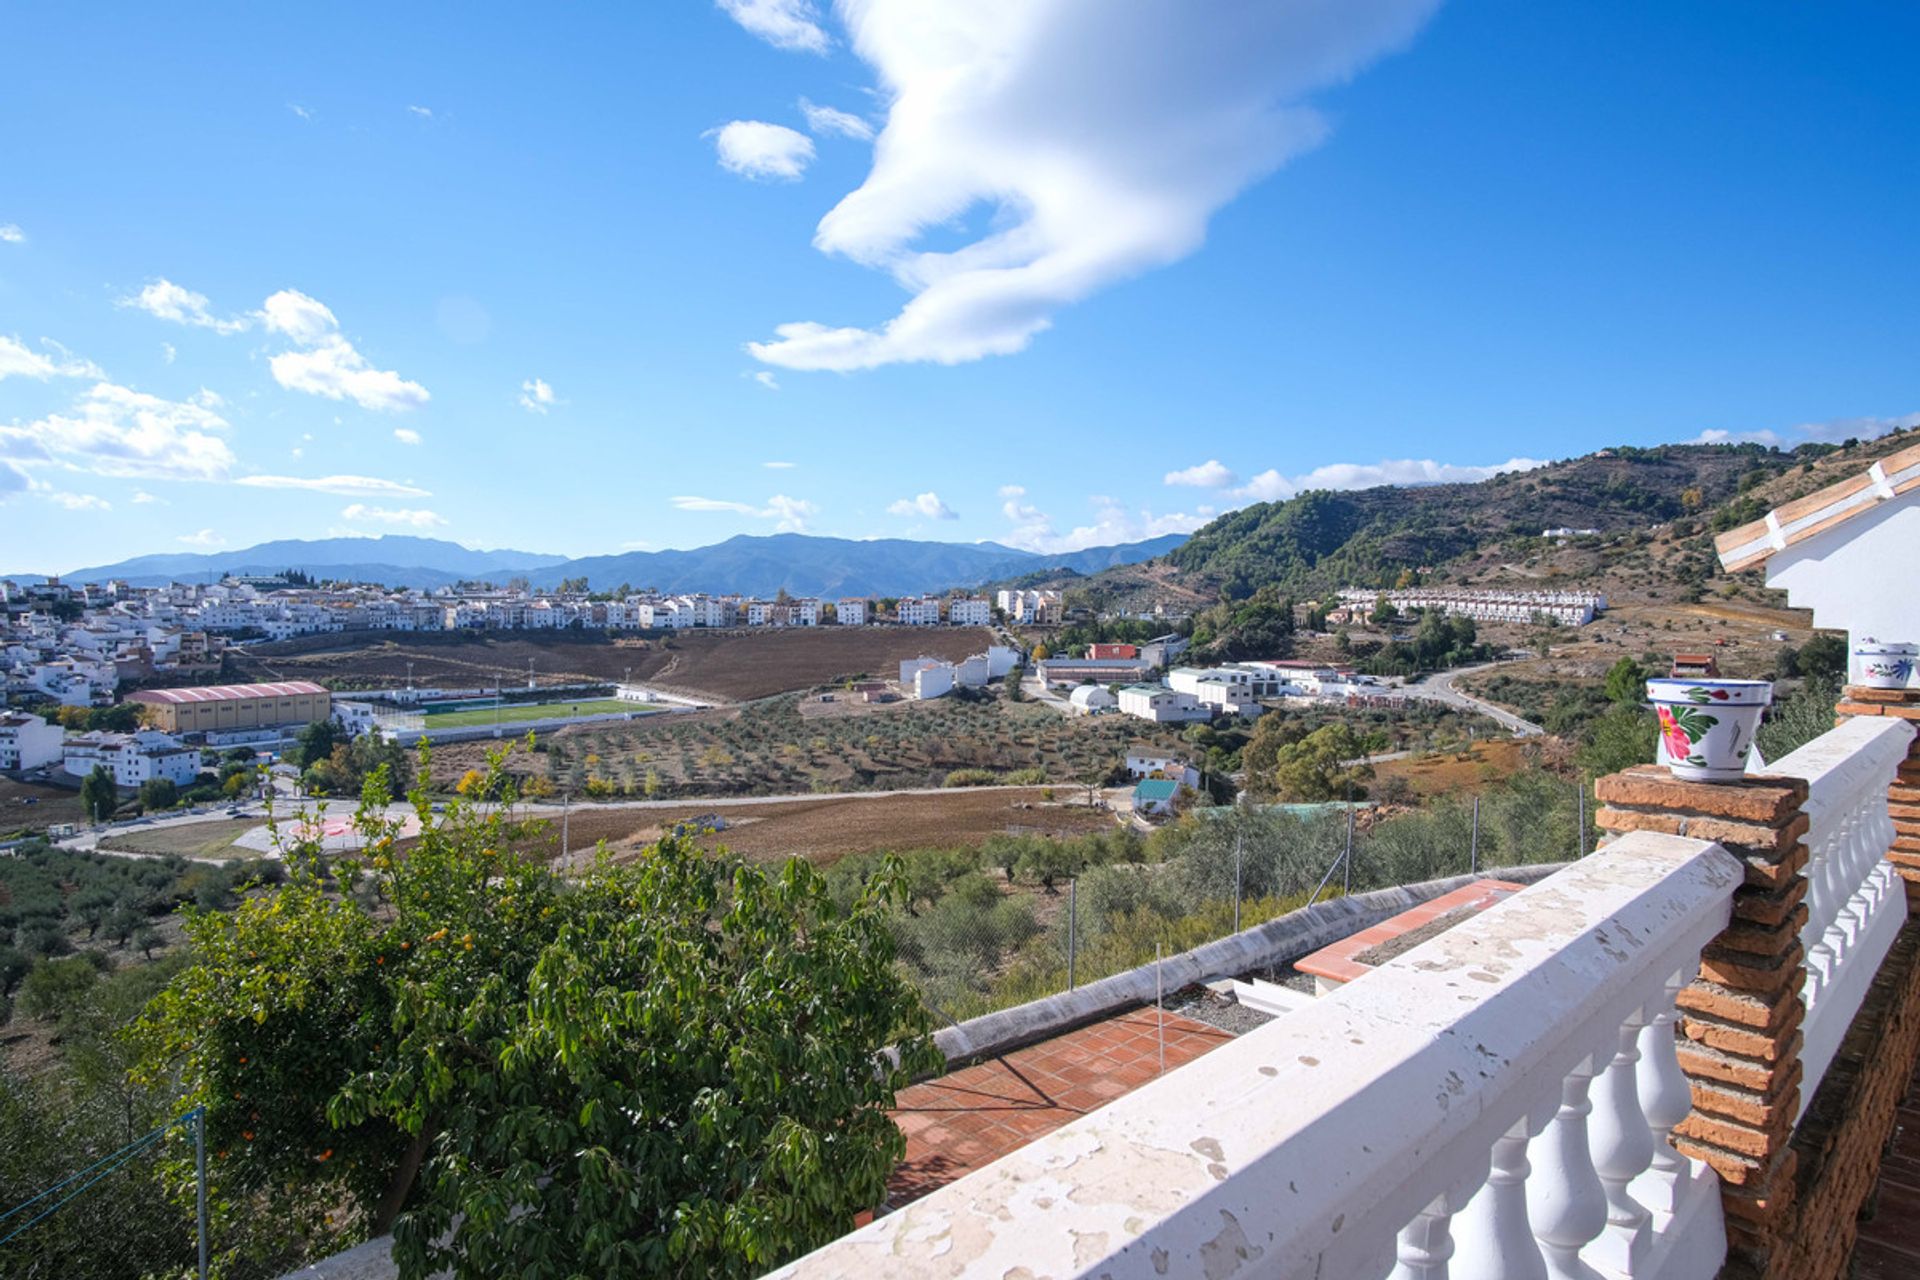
top-left (1471, 794), bottom-right (1480, 874)
top-left (194, 1106), bottom-right (209, 1280)
top-left (1343, 801), bottom-right (1355, 895)
top-left (1233, 831), bottom-right (1244, 934)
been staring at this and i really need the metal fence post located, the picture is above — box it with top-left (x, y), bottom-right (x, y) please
top-left (1232, 832), bottom-right (1243, 935)
top-left (1342, 804), bottom-right (1355, 895)
top-left (1066, 877), bottom-right (1077, 992)
top-left (1577, 780), bottom-right (1587, 857)
top-left (1155, 942), bottom-right (1165, 1077)
top-left (1470, 794), bottom-right (1480, 874)
top-left (194, 1106), bottom-right (208, 1280)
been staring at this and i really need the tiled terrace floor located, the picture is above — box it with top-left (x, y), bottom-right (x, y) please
top-left (1853, 1055), bottom-right (1920, 1276)
top-left (886, 1005), bottom-right (1235, 1206)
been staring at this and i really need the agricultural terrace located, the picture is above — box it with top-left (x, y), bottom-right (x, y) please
top-left (419, 697), bottom-right (659, 728)
top-left (431, 691), bottom-right (1196, 799)
top-left (227, 625), bottom-right (997, 702)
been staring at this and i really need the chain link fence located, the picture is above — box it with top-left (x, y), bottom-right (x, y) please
top-left (886, 771), bottom-right (1596, 1023)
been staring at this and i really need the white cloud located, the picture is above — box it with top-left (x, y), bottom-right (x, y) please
top-left (1686, 428), bottom-right (1786, 448)
top-left (763, 460), bottom-right (796, 469)
top-left (997, 489), bottom-right (1204, 554)
top-left (800, 98), bottom-right (874, 141)
top-left (518, 377), bottom-right (558, 414)
top-left (0, 224), bottom-right (23, 244)
top-left (715, 0), bottom-right (829, 53)
top-left (887, 491), bottom-right (958, 520)
top-left (1779, 412), bottom-right (1919, 445)
top-left (1164, 459), bottom-right (1237, 488)
top-left (288, 103), bottom-right (315, 121)
top-left (0, 460), bottom-right (31, 495)
top-left (1233, 455), bottom-right (1549, 503)
top-left (341, 503), bottom-right (446, 529)
top-left (131, 490), bottom-right (161, 504)
top-left (393, 427), bottom-right (422, 445)
top-left (160, 342), bottom-right (176, 365)
top-left (234, 474), bottom-right (430, 497)
top-left (0, 335), bottom-right (103, 382)
top-left (712, 121), bottom-right (815, 181)
top-left (44, 491), bottom-right (111, 511)
top-left (260, 289), bottom-right (430, 412)
top-left (177, 529), bottom-right (226, 548)
top-left (11, 381), bottom-right (236, 481)
top-left (753, 370), bottom-right (781, 390)
top-left (407, 105), bottom-right (435, 120)
top-left (673, 492), bottom-right (816, 531)
top-left (748, 1), bottom-right (1437, 372)
top-left (120, 279), bottom-right (252, 334)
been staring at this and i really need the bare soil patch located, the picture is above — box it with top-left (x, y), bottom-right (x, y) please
top-left (518, 787), bottom-right (1114, 866)
top-left (1371, 739), bottom-right (1529, 799)
top-left (0, 777), bottom-right (89, 837)
top-left (227, 626), bottom-right (996, 702)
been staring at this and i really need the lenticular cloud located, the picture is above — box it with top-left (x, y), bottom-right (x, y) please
top-left (746, 0), bottom-right (1440, 372)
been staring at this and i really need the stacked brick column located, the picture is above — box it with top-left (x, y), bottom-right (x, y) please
top-left (1593, 767), bottom-right (1809, 1278)
top-left (1833, 685), bottom-right (1920, 904)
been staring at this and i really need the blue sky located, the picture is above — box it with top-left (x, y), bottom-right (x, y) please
top-left (3, 1), bottom-right (1916, 574)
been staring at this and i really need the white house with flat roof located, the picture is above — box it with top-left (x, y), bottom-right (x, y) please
top-left (836, 598), bottom-right (867, 626)
top-left (1116, 684), bottom-right (1211, 723)
top-left (62, 730), bottom-right (200, 788)
top-left (0, 712), bottom-right (63, 771)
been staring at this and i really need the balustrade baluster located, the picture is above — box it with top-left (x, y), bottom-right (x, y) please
top-left (1391, 1194), bottom-right (1456, 1280)
top-left (1828, 810), bottom-right (1863, 951)
top-left (1528, 1054), bottom-right (1608, 1280)
top-left (1452, 1116), bottom-right (1549, 1280)
top-left (1803, 822), bottom-right (1837, 1004)
top-left (1632, 969), bottom-right (1696, 1220)
top-left (1588, 1009), bottom-right (1654, 1274)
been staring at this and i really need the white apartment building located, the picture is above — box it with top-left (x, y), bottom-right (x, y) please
top-left (836, 598), bottom-right (868, 626)
top-left (62, 730), bottom-right (201, 788)
top-left (1116, 685), bottom-right (1212, 723)
top-left (898, 597), bottom-right (943, 626)
top-left (0, 712), bottom-right (64, 771)
top-left (996, 588), bottom-right (1062, 625)
top-left (1335, 587), bottom-right (1606, 627)
top-left (912, 663), bottom-right (956, 700)
top-left (948, 597), bottom-right (992, 626)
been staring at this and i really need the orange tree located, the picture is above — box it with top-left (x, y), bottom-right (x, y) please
top-left (132, 744), bottom-right (937, 1278)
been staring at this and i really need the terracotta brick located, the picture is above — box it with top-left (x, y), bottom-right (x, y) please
top-left (1893, 835), bottom-right (1920, 855)
top-left (1683, 1016), bottom-right (1803, 1065)
top-left (1713, 904), bottom-right (1810, 960)
top-left (1596, 806), bottom-right (1809, 857)
top-left (1841, 687), bottom-right (1920, 705)
top-left (1837, 701), bottom-right (1889, 718)
top-left (1678, 1042), bottom-right (1792, 1093)
top-left (1730, 878), bottom-right (1807, 930)
top-left (1737, 842), bottom-right (1808, 889)
top-left (1691, 1071), bottom-right (1802, 1128)
top-left (1594, 766), bottom-right (1807, 824)
top-left (1677, 1110), bottom-right (1794, 1160)
top-left (1699, 939), bottom-right (1804, 990)
top-left (1677, 979), bottom-right (1800, 1032)
top-left (1890, 802), bottom-right (1920, 823)
top-left (1674, 1134), bottom-right (1764, 1185)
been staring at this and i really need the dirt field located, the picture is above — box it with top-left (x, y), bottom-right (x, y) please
top-left (0, 778), bottom-right (89, 838)
top-left (517, 787), bottom-right (1116, 866)
top-left (97, 819), bottom-right (265, 860)
top-left (227, 626), bottom-right (997, 702)
top-left (430, 691), bottom-right (1194, 799)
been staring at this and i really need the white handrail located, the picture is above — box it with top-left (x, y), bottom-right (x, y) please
top-left (1768, 714), bottom-right (1915, 1114)
top-left (772, 832), bottom-right (1741, 1280)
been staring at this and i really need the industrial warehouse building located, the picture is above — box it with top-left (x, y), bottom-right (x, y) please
top-left (127, 679), bottom-right (331, 734)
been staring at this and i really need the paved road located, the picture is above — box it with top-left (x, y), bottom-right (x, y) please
top-left (1404, 663), bottom-right (1545, 737)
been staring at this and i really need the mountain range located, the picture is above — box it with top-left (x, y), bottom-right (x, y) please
top-left (13, 532), bottom-right (1188, 598)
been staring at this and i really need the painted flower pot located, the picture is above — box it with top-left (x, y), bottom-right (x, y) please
top-left (1853, 640), bottom-right (1918, 690)
top-left (1646, 678), bottom-right (1773, 782)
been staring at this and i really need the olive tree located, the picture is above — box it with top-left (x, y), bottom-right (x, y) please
top-left (133, 745), bottom-right (937, 1279)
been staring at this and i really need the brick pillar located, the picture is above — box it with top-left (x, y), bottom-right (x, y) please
top-left (1593, 767), bottom-right (1810, 1278)
top-left (1834, 685), bottom-right (1920, 904)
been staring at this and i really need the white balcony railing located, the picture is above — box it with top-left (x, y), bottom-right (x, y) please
top-left (1768, 714), bottom-right (1916, 1116)
top-left (773, 831), bottom-right (1742, 1280)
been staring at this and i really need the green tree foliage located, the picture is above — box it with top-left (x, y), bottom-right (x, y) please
top-left (1796, 633), bottom-right (1849, 685)
top-left (301, 734), bottom-right (414, 797)
top-left (1268, 724), bottom-right (1374, 802)
top-left (137, 777), bottom-right (179, 811)
top-left (1602, 656), bottom-right (1650, 705)
top-left (1758, 676), bottom-right (1844, 762)
top-left (80, 765), bottom-right (118, 823)
top-left (289, 718), bottom-right (340, 769)
top-left (1576, 705), bottom-right (1657, 781)
top-left (1189, 586), bottom-right (1295, 661)
top-left (132, 747), bottom-right (936, 1279)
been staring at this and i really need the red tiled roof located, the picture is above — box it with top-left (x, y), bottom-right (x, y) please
top-left (127, 680), bottom-right (328, 705)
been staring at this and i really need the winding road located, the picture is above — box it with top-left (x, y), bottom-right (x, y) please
top-left (1402, 662), bottom-right (1545, 737)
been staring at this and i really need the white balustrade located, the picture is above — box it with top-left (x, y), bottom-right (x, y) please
top-left (1769, 715), bottom-right (1916, 1115)
top-left (773, 831), bottom-right (1742, 1280)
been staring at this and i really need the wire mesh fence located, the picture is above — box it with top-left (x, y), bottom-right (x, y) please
top-left (892, 772), bottom-right (1599, 1023)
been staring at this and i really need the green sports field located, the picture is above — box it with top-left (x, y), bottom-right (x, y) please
top-left (423, 698), bottom-right (660, 728)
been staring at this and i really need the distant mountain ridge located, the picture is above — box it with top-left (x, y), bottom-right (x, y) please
top-left (17, 531), bottom-right (1188, 597)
